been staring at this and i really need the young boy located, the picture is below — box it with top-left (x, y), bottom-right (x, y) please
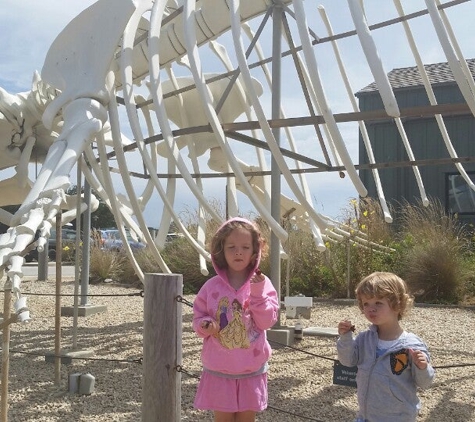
top-left (337, 272), bottom-right (435, 422)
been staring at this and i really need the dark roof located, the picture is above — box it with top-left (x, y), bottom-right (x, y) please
top-left (357, 58), bottom-right (475, 94)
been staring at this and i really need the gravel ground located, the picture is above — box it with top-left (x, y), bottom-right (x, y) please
top-left (1, 278), bottom-right (475, 421)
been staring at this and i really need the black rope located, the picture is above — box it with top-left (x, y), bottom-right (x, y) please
top-left (176, 365), bottom-right (201, 380)
top-left (433, 362), bottom-right (475, 369)
top-left (8, 349), bottom-right (142, 365)
top-left (267, 405), bottom-right (325, 421)
top-left (270, 339), bottom-right (475, 369)
top-left (268, 339), bottom-right (337, 362)
top-left (0, 290), bottom-right (143, 298)
top-left (270, 339), bottom-right (475, 370)
top-left (176, 295), bottom-right (194, 308)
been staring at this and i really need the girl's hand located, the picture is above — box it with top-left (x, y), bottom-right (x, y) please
top-left (409, 348), bottom-right (428, 370)
top-left (250, 268), bottom-right (265, 283)
top-left (338, 320), bottom-right (355, 335)
top-left (201, 319), bottom-right (219, 336)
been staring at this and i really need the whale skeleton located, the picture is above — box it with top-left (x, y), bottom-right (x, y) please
top-left (0, 0), bottom-right (472, 323)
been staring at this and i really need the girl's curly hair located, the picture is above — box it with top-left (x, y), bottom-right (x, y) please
top-left (211, 219), bottom-right (268, 270)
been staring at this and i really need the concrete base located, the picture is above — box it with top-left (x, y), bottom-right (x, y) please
top-left (304, 326), bottom-right (339, 338)
top-left (285, 306), bottom-right (312, 319)
top-left (61, 304), bottom-right (107, 317)
top-left (267, 326), bottom-right (294, 347)
top-left (45, 349), bottom-right (94, 365)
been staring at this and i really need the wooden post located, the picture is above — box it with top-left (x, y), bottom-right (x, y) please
top-left (142, 273), bottom-right (183, 422)
top-left (1, 286), bottom-right (12, 422)
top-left (54, 213), bottom-right (62, 385)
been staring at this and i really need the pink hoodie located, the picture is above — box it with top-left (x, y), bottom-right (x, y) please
top-left (192, 218), bottom-right (279, 376)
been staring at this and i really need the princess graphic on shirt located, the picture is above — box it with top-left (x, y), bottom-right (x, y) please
top-left (216, 297), bottom-right (229, 330)
top-left (219, 298), bottom-right (251, 349)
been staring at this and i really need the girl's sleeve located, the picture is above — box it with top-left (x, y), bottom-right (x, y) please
top-left (337, 332), bottom-right (359, 367)
top-left (248, 278), bottom-right (279, 330)
top-left (192, 285), bottom-right (212, 338)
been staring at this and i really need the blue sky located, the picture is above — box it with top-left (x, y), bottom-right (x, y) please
top-left (0, 0), bottom-right (474, 227)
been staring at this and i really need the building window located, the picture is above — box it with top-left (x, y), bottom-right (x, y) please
top-left (447, 172), bottom-right (475, 214)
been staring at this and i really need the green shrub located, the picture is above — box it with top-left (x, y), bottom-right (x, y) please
top-left (160, 237), bottom-right (210, 294)
top-left (398, 199), bottom-right (470, 304)
top-left (320, 197), bottom-right (399, 297)
top-left (89, 245), bottom-right (127, 284)
top-left (85, 198), bottom-right (475, 304)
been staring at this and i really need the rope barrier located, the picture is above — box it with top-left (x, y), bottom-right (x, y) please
top-left (0, 290), bottom-right (144, 298)
top-left (7, 348), bottom-right (143, 365)
top-left (268, 339), bottom-right (337, 362)
top-left (176, 295), bottom-right (194, 308)
top-left (267, 405), bottom-right (325, 421)
top-left (269, 339), bottom-right (475, 369)
top-left (433, 362), bottom-right (475, 369)
top-left (5, 289), bottom-right (474, 370)
top-left (175, 365), bottom-right (201, 380)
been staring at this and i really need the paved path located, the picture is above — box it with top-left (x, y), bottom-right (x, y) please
top-left (22, 263), bottom-right (76, 279)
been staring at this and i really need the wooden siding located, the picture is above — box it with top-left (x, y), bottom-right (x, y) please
top-left (357, 84), bottom-right (475, 220)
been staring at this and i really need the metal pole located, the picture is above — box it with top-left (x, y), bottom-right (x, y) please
top-left (1, 285), bottom-right (12, 421)
top-left (54, 212), bottom-right (62, 385)
top-left (80, 178), bottom-right (92, 306)
top-left (38, 241), bottom-right (49, 281)
top-left (270, 2), bottom-right (283, 326)
top-left (72, 162), bottom-right (82, 349)
top-left (347, 241), bottom-right (351, 299)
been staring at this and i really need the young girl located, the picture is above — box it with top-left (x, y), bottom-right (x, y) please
top-left (193, 217), bottom-right (279, 422)
top-left (337, 272), bottom-right (435, 422)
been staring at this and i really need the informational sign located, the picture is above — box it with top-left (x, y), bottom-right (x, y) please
top-left (333, 360), bottom-right (357, 388)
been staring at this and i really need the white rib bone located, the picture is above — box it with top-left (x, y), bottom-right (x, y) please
top-left (347, 0), bottom-right (400, 118)
top-left (294, 0), bottom-right (368, 199)
top-left (395, 0), bottom-right (475, 193)
top-left (318, 5), bottom-right (393, 223)
top-left (183, 0), bottom-right (288, 241)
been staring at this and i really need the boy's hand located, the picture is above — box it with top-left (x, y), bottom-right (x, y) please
top-left (201, 319), bottom-right (219, 336)
top-left (338, 320), bottom-right (355, 335)
top-left (409, 348), bottom-right (428, 370)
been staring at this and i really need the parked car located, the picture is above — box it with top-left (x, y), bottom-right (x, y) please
top-left (25, 228), bottom-right (77, 262)
top-left (166, 232), bottom-right (184, 243)
top-left (98, 229), bottom-right (146, 252)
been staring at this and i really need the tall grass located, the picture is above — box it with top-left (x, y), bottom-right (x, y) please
top-left (89, 246), bottom-right (127, 284)
top-left (397, 199), bottom-right (470, 303)
top-left (89, 198), bottom-right (475, 304)
top-left (320, 197), bottom-right (398, 297)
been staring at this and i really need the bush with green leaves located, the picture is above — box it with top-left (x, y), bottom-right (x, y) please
top-left (89, 245), bottom-right (128, 284)
top-left (397, 199), bottom-right (472, 304)
top-left (87, 198), bottom-right (475, 304)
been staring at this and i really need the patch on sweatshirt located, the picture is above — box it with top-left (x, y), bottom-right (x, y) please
top-left (390, 348), bottom-right (409, 375)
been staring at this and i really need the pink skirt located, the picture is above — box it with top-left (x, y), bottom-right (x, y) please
top-left (194, 371), bottom-right (268, 413)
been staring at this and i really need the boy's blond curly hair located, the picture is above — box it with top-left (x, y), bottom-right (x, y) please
top-left (355, 272), bottom-right (414, 320)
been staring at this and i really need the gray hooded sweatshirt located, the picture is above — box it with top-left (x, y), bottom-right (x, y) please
top-left (337, 325), bottom-right (435, 422)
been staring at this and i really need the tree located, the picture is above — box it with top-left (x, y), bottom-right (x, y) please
top-left (91, 198), bottom-right (116, 229)
top-left (67, 185), bottom-right (116, 229)
top-left (0, 205), bottom-right (20, 234)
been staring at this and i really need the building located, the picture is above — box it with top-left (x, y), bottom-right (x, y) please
top-left (356, 59), bottom-right (475, 226)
